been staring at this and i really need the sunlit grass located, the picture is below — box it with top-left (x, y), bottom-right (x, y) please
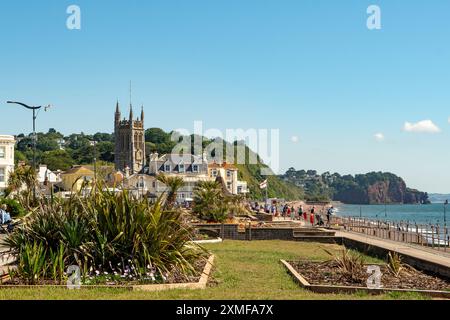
top-left (0, 240), bottom-right (430, 300)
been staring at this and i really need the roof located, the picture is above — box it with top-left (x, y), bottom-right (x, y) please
top-left (156, 154), bottom-right (204, 164)
top-left (61, 166), bottom-right (94, 176)
top-left (0, 135), bottom-right (15, 142)
top-left (208, 162), bottom-right (237, 170)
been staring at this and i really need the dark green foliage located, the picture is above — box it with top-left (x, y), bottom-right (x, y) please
top-left (40, 150), bottom-right (74, 171)
top-left (281, 169), bottom-right (430, 204)
top-left (0, 198), bottom-right (26, 217)
top-left (4, 187), bottom-right (207, 284)
top-left (192, 181), bottom-right (250, 222)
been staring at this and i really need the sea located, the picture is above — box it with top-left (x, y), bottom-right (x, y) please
top-left (334, 203), bottom-right (449, 227)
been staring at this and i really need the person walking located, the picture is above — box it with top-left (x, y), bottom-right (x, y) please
top-left (297, 206), bottom-right (303, 221)
top-left (290, 206), bottom-right (295, 220)
top-left (326, 206), bottom-right (334, 226)
top-left (309, 206), bottom-right (315, 226)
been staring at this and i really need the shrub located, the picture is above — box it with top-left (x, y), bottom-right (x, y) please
top-left (4, 186), bottom-right (207, 284)
top-left (192, 181), bottom-right (249, 223)
top-left (0, 198), bottom-right (26, 217)
top-left (323, 248), bottom-right (365, 283)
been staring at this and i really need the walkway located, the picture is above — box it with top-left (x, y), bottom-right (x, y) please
top-left (0, 235), bottom-right (15, 276)
top-left (336, 230), bottom-right (450, 268)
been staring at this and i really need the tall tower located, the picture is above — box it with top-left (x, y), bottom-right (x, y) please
top-left (114, 101), bottom-right (146, 174)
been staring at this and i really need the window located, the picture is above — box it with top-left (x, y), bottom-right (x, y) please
top-left (0, 168), bottom-right (4, 183)
top-left (226, 170), bottom-right (232, 178)
top-left (192, 165), bottom-right (199, 173)
top-left (179, 164), bottom-right (185, 173)
top-left (165, 165), bottom-right (171, 172)
top-left (211, 170), bottom-right (217, 177)
top-left (0, 147), bottom-right (5, 159)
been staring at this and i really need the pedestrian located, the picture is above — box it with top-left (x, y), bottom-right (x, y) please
top-left (0, 204), bottom-right (12, 225)
top-left (326, 206), bottom-right (334, 226)
top-left (310, 206), bottom-right (315, 225)
top-left (290, 206), bottom-right (296, 220)
top-left (298, 206), bottom-right (303, 221)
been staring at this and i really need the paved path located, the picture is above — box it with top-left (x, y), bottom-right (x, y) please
top-left (0, 235), bottom-right (15, 276)
top-left (336, 230), bottom-right (450, 268)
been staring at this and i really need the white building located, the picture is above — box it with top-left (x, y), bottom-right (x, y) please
top-left (37, 165), bottom-right (61, 184)
top-left (0, 135), bottom-right (15, 193)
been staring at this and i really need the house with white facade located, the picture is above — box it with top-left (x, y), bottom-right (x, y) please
top-left (37, 165), bottom-right (61, 185)
top-left (146, 153), bottom-right (211, 202)
top-left (0, 135), bottom-right (15, 193)
top-left (207, 162), bottom-right (248, 195)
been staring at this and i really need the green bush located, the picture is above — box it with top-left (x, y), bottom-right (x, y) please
top-left (0, 198), bottom-right (26, 217)
top-left (4, 186), bottom-right (207, 284)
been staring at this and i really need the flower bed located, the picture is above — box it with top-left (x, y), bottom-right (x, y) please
top-left (1, 187), bottom-right (209, 288)
top-left (0, 255), bottom-right (215, 291)
top-left (282, 259), bottom-right (450, 298)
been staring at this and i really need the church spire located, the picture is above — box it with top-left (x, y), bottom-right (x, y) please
top-left (129, 104), bottom-right (133, 121)
top-left (115, 100), bottom-right (121, 127)
top-left (140, 105), bottom-right (144, 123)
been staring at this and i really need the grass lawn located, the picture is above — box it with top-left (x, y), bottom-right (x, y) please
top-left (0, 240), bottom-right (429, 300)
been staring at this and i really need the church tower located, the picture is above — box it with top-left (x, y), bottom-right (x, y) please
top-left (114, 101), bottom-right (146, 174)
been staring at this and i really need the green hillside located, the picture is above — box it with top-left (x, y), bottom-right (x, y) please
top-left (236, 163), bottom-right (304, 201)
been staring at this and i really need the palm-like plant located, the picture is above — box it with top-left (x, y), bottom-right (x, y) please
top-left (4, 185), bottom-right (207, 284)
top-left (387, 252), bottom-right (404, 277)
top-left (156, 173), bottom-right (185, 209)
top-left (6, 164), bottom-right (37, 209)
top-left (193, 181), bottom-right (235, 223)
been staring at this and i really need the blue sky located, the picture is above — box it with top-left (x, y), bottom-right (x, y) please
top-left (1, 0), bottom-right (450, 193)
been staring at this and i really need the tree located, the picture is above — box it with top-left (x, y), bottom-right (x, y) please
top-left (156, 174), bottom-right (185, 209)
top-left (6, 164), bottom-right (38, 209)
top-left (40, 150), bottom-right (74, 171)
top-left (97, 141), bottom-right (114, 162)
top-left (192, 181), bottom-right (225, 222)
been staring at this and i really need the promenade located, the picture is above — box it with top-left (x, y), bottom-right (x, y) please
top-left (336, 229), bottom-right (450, 277)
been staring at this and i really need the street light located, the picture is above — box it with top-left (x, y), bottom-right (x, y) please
top-left (6, 101), bottom-right (51, 201)
top-left (445, 200), bottom-right (448, 226)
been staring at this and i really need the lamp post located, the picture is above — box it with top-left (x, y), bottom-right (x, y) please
top-left (445, 200), bottom-right (448, 226)
top-left (6, 101), bottom-right (51, 202)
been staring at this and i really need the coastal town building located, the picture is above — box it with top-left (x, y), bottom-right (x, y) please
top-left (114, 102), bottom-right (146, 174)
top-left (146, 153), bottom-right (211, 202)
top-left (59, 165), bottom-right (94, 192)
top-left (112, 105), bottom-right (249, 201)
top-left (0, 135), bottom-right (15, 193)
top-left (37, 165), bottom-right (61, 185)
top-left (208, 162), bottom-right (248, 195)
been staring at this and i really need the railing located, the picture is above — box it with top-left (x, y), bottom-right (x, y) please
top-left (332, 216), bottom-right (450, 252)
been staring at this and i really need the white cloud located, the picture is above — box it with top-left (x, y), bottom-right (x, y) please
top-left (403, 120), bottom-right (441, 133)
top-left (374, 133), bottom-right (385, 142)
